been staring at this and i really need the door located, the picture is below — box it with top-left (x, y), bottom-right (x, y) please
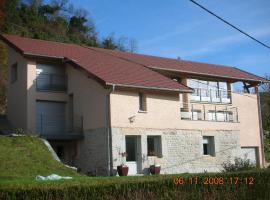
top-left (36, 101), bottom-right (66, 136)
top-left (125, 136), bottom-right (141, 175)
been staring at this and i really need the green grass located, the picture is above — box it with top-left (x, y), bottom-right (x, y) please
top-left (0, 135), bottom-right (78, 180)
top-left (1, 135), bottom-right (270, 200)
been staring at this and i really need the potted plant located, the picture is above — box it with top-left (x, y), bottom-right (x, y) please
top-left (149, 151), bottom-right (161, 175)
top-left (117, 152), bottom-right (129, 176)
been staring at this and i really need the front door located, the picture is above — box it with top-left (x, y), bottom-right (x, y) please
top-left (125, 136), bottom-right (141, 175)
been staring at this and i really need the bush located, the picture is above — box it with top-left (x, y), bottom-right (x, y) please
top-left (222, 157), bottom-right (256, 172)
top-left (0, 170), bottom-right (270, 200)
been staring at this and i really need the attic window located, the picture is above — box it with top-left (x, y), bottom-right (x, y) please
top-left (11, 63), bottom-right (18, 83)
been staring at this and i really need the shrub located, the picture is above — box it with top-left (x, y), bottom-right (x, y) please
top-left (222, 157), bottom-right (256, 172)
top-left (1, 170), bottom-right (270, 200)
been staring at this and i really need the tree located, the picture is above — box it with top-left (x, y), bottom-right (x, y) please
top-left (69, 16), bottom-right (88, 34)
top-left (260, 74), bottom-right (270, 138)
top-left (0, 0), bottom-right (7, 114)
top-left (102, 36), bottom-right (117, 50)
top-left (0, 0), bottom-right (5, 26)
top-left (117, 36), bottom-right (137, 52)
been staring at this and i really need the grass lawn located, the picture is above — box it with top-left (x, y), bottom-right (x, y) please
top-left (0, 135), bottom-right (179, 185)
top-left (0, 135), bottom-right (78, 180)
top-left (0, 135), bottom-right (270, 199)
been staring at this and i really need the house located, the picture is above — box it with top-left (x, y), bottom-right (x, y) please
top-left (1, 34), bottom-right (268, 176)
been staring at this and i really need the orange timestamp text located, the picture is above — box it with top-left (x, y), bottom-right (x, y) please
top-left (173, 176), bottom-right (254, 185)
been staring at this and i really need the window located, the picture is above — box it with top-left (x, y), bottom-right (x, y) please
top-left (11, 63), bottom-right (18, 83)
top-left (219, 82), bottom-right (228, 98)
top-left (208, 110), bottom-right (234, 122)
top-left (208, 110), bottom-right (216, 121)
top-left (188, 79), bottom-right (230, 103)
top-left (226, 111), bottom-right (234, 122)
top-left (139, 92), bottom-right (147, 111)
top-left (203, 136), bottom-right (215, 156)
top-left (216, 111), bottom-right (226, 121)
top-left (191, 109), bottom-right (202, 120)
top-left (147, 136), bottom-right (162, 157)
top-left (36, 63), bottom-right (67, 91)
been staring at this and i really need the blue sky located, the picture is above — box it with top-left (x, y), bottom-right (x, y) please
top-left (68, 0), bottom-right (270, 77)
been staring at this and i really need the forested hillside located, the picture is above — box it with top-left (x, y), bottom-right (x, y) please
top-left (0, 0), bottom-right (136, 49)
top-left (0, 0), bottom-right (137, 114)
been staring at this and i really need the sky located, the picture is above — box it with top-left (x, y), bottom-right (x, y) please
top-left (68, 0), bottom-right (270, 77)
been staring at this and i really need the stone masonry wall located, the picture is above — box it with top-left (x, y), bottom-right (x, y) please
top-left (75, 128), bottom-right (109, 176)
top-left (111, 127), bottom-right (241, 174)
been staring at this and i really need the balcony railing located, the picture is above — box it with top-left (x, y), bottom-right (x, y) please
top-left (36, 73), bottom-right (67, 92)
top-left (37, 114), bottom-right (83, 140)
top-left (180, 103), bottom-right (238, 122)
top-left (190, 88), bottom-right (231, 104)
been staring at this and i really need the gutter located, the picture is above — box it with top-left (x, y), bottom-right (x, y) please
top-left (256, 85), bottom-right (266, 167)
top-left (106, 83), bottom-right (193, 93)
top-left (23, 52), bottom-right (65, 60)
top-left (106, 84), bottom-right (115, 176)
top-left (147, 65), bottom-right (269, 84)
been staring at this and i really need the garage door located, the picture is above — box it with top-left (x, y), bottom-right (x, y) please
top-left (36, 101), bottom-right (66, 136)
top-left (240, 147), bottom-right (258, 165)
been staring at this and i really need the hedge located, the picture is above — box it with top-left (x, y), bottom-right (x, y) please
top-left (0, 170), bottom-right (270, 200)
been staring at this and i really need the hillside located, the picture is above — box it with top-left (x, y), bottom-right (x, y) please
top-left (0, 135), bottom-right (79, 179)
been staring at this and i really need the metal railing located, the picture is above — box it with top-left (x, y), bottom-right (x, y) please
top-left (36, 73), bottom-right (67, 92)
top-left (180, 103), bottom-right (238, 122)
top-left (37, 114), bottom-right (83, 139)
top-left (191, 88), bottom-right (231, 104)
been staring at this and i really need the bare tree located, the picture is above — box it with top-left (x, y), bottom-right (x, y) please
top-left (128, 38), bottom-right (138, 53)
top-left (117, 37), bottom-right (138, 53)
top-left (261, 74), bottom-right (270, 92)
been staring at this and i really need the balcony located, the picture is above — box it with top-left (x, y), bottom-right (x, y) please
top-left (36, 114), bottom-right (83, 140)
top-left (180, 103), bottom-right (238, 123)
top-left (190, 88), bottom-right (231, 104)
top-left (36, 73), bottom-right (67, 92)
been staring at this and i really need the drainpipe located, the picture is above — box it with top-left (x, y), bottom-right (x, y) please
top-left (256, 85), bottom-right (265, 168)
top-left (106, 84), bottom-right (115, 176)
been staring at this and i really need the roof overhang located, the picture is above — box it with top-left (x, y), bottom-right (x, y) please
top-left (147, 65), bottom-right (269, 84)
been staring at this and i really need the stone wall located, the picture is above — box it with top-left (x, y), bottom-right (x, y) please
top-left (111, 127), bottom-right (241, 174)
top-left (75, 128), bottom-right (109, 176)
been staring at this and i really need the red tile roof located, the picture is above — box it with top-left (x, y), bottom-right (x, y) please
top-left (92, 47), bottom-right (268, 83)
top-left (1, 34), bottom-right (191, 92)
top-left (1, 34), bottom-right (267, 94)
